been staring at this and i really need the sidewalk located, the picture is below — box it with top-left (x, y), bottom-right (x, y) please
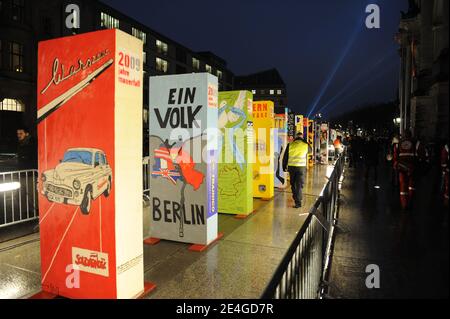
top-left (0, 165), bottom-right (329, 299)
top-left (328, 161), bottom-right (449, 298)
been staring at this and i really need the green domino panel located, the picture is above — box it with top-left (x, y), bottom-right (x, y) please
top-left (218, 91), bottom-right (254, 215)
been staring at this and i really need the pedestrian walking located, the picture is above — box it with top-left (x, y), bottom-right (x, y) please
top-left (348, 135), bottom-right (357, 168)
top-left (363, 135), bottom-right (380, 182)
top-left (393, 130), bottom-right (416, 211)
top-left (415, 136), bottom-right (430, 175)
top-left (389, 134), bottom-right (400, 187)
top-left (333, 136), bottom-right (344, 160)
top-left (441, 141), bottom-right (449, 207)
top-left (283, 132), bottom-right (312, 208)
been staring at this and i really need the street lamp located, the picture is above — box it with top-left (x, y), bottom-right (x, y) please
top-left (393, 117), bottom-right (401, 125)
top-left (0, 182), bottom-right (20, 192)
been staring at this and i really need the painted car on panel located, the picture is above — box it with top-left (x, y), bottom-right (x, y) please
top-left (41, 148), bottom-right (112, 214)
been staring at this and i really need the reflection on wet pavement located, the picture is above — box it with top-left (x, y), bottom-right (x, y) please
top-left (328, 162), bottom-right (449, 298)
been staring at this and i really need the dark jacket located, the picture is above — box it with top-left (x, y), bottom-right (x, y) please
top-left (363, 139), bottom-right (380, 166)
top-left (17, 136), bottom-right (37, 169)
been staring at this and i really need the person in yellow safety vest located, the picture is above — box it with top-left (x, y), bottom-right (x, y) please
top-left (283, 132), bottom-right (312, 208)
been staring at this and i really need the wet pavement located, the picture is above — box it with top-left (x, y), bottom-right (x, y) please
top-left (328, 161), bottom-right (449, 299)
top-left (0, 165), bottom-right (329, 299)
top-left (0, 233), bottom-right (41, 299)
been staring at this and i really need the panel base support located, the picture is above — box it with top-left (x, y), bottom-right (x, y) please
top-left (235, 210), bottom-right (256, 219)
top-left (143, 237), bottom-right (161, 245)
top-left (137, 282), bottom-right (157, 299)
top-left (188, 232), bottom-right (224, 252)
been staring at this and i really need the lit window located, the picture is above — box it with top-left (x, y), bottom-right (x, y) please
top-left (270, 89), bottom-right (274, 95)
top-left (192, 57), bottom-right (200, 70)
top-left (156, 40), bottom-right (168, 55)
top-left (9, 42), bottom-right (23, 73)
top-left (205, 64), bottom-right (212, 74)
top-left (143, 52), bottom-right (147, 64)
top-left (217, 70), bottom-right (223, 80)
top-left (12, 0), bottom-right (24, 23)
top-left (100, 12), bottom-right (119, 29)
top-left (156, 57), bottom-right (168, 73)
top-left (0, 98), bottom-right (25, 112)
top-left (251, 90), bottom-right (256, 95)
top-left (277, 89), bottom-right (282, 95)
top-left (132, 27), bottom-right (146, 44)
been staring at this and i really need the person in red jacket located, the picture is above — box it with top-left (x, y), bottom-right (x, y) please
top-left (441, 142), bottom-right (449, 207)
top-left (393, 130), bottom-right (416, 210)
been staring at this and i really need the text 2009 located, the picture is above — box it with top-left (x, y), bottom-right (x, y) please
top-left (118, 51), bottom-right (140, 71)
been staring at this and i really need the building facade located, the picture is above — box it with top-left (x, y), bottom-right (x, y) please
top-left (0, 0), bottom-right (235, 153)
top-left (234, 69), bottom-right (288, 109)
top-left (397, 0), bottom-right (449, 142)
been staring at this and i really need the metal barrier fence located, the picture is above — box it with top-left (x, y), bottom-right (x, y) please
top-left (261, 156), bottom-right (345, 299)
top-left (0, 158), bottom-right (152, 230)
top-left (0, 170), bottom-right (39, 229)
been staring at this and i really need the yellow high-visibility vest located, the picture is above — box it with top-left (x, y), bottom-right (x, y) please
top-left (288, 140), bottom-right (308, 167)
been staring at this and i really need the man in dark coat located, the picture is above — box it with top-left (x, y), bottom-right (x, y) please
top-left (16, 127), bottom-right (37, 170)
top-left (363, 135), bottom-right (380, 182)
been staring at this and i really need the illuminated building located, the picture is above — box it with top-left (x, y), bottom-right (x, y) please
top-left (397, 0), bottom-right (449, 141)
top-left (0, 0), bottom-right (234, 153)
top-left (234, 69), bottom-right (288, 109)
